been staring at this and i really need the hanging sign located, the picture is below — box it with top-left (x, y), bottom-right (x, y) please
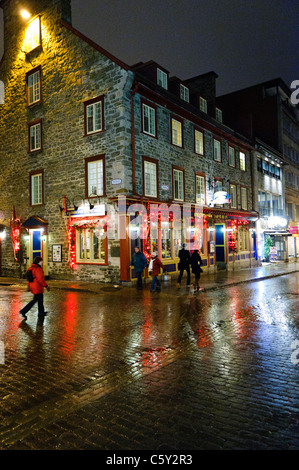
top-left (212, 191), bottom-right (230, 205)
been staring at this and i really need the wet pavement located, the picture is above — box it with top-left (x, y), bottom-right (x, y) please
top-left (0, 262), bottom-right (298, 451)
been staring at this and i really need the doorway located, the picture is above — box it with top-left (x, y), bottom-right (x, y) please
top-left (215, 223), bottom-right (226, 267)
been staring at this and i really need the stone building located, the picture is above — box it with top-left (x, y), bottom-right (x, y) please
top-left (0, 0), bottom-right (259, 284)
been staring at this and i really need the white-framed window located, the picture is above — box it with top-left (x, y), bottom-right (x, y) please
top-left (84, 96), bottom-right (104, 135)
top-left (241, 186), bottom-right (248, 210)
top-left (173, 168), bottom-right (184, 201)
top-left (196, 174), bottom-right (205, 204)
top-left (230, 184), bottom-right (237, 208)
top-left (27, 67), bottom-right (41, 105)
top-left (239, 151), bottom-right (246, 171)
top-left (142, 102), bottom-right (156, 137)
top-left (30, 171), bottom-right (43, 206)
top-left (213, 139), bottom-right (221, 162)
top-left (143, 158), bottom-right (158, 198)
top-left (24, 16), bottom-right (41, 53)
top-left (200, 97), bottom-right (207, 113)
top-left (76, 227), bottom-right (106, 264)
top-left (180, 84), bottom-right (189, 102)
top-left (86, 156), bottom-right (104, 197)
top-left (157, 68), bottom-right (168, 89)
top-left (215, 179), bottom-right (223, 192)
top-left (29, 120), bottom-right (42, 152)
top-left (216, 108), bottom-right (223, 123)
top-left (229, 146), bottom-right (235, 167)
top-left (171, 117), bottom-right (183, 147)
top-left (195, 129), bottom-right (204, 155)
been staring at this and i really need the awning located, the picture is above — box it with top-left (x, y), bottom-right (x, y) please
top-left (264, 231), bottom-right (292, 236)
top-left (22, 216), bottom-right (48, 230)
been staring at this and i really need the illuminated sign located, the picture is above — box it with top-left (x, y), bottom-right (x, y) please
top-left (72, 203), bottom-right (106, 218)
top-left (267, 216), bottom-right (288, 229)
top-left (212, 191), bottom-right (230, 205)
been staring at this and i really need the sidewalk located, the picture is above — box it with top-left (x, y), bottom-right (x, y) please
top-left (0, 261), bottom-right (298, 294)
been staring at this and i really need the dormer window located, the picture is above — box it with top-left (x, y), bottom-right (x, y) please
top-left (180, 84), bottom-right (189, 103)
top-left (216, 108), bottom-right (223, 123)
top-left (199, 97), bottom-right (207, 113)
top-left (157, 68), bottom-right (168, 90)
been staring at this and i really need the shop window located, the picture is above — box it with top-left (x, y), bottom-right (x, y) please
top-left (26, 66), bottom-right (41, 106)
top-left (30, 170), bottom-right (43, 206)
top-left (161, 223), bottom-right (173, 259)
top-left (28, 120), bottom-right (42, 152)
top-left (171, 117), bottom-right (183, 147)
top-left (85, 156), bottom-right (105, 197)
top-left (195, 129), bottom-right (204, 155)
top-left (142, 101), bottom-right (156, 137)
top-left (173, 167), bottom-right (184, 201)
top-left (76, 227), bottom-right (106, 264)
top-left (143, 158), bottom-right (158, 198)
top-left (84, 96), bottom-right (104, 135)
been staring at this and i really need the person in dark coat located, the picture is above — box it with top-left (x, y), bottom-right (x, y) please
top-left (148, 252), bottom-right (166, 292)
top-left (130, 246), bottom-right (148, 289)
top-left (190, 249), bottom-right (202, 292)
top-left (177, 243), bottom-right (191, 288)
top-left (19, 256), bottom-right (50, 320)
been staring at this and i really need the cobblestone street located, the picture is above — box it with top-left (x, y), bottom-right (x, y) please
top-left (0, 266), bottom-right (298, 452)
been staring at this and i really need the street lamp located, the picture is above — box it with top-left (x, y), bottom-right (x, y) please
top-left (20, 9), bottom-right (31, 20)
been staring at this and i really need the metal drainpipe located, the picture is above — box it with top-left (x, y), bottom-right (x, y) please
top-left (131, 83), bottom-right (138, 196)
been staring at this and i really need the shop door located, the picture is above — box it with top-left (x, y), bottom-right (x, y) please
top-left (215, 223), bottom-right (226, 265)
top-left (27, 229), bottom-right (48, 275)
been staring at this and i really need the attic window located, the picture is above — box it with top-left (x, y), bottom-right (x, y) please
top-left (24, 16), bottom-right (41, 53)
top-left (180, 84), bottom-right (189, 102)
top-left (157, 68), bottom-right (168, 90)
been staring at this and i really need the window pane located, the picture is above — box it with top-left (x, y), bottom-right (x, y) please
top-left (240, 152), bottom-right (246, 171)
top-left (144, 160), bottom-right (157, 197)
top-left (230, 184), bottom-right (237, 208)
top-left (214, 139), bottom-right (221, 161)
top-left (195, 130), bottom-right (203, 155)
top-left (173, 169), bottom-right (184, 200)
top-left (196, 176), bottom-right (205, 204)
top-left (229, 147), bottom-right (235, 166)
top-left (88, 159), bottom-right (104, 196)
top-left (172, 119), bottom-right (182, 147)
top-left (31, 173), bottom-right (42, 205)
top-left (86, 100), bottom-right (102, 133)
top-left (143, 104), bottom-right (156, 136)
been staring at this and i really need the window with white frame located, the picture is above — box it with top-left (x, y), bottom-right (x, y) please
top-left (157, 68), bottom-right (168, 89)
top-left (142, 102), bottom-right (156, 137)
top-left (180, 84), bottom-right (189, 102)
top-left (213, 139), bottom-right (221, 162)
top-left (86, 157), bottom-right (104, 197)
top-left (30, 171), bottom-right (43, 205)
top-left (76, 227), bottom-right (106, 264)
top-left (239, 151), bottom-right (246, 171)
top-left (215, 179), bottom-right (223, 192)
top-left (173, 168), bottom-right (184, 201)
top-left (196, 175), bottom-right (205, 204)
top-left (230, 184), bottom-right (237, 208)
top-left (84, 96), bottom-right (104, 135)
top-left (200, 97), bottom-right (207, 113)
top-left (27, 67), bottom-right (41, 105)
top-left (171, 118), bottom-right (183, 147)
top-left (144, 159), bottom-right (157, 198)
top-left (241, 187), bottom-right (248, 210)
top-left (29, 121), bottom-right (41, 152)
top-left (229, 146), bottom-right (235, 167)
top-left (195, 129), bottom-right (204, 155)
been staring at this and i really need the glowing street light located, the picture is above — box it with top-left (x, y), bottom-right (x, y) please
top-left (20, 9), bottom-right (31, 20)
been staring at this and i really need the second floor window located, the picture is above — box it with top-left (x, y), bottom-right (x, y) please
top-left (241, 187), bottom-right (248, 210)
top-left (239, 151), bottom-right (246, 171)
top-left (27, 67), bottom-right (41, 105)
top-left (196, 174), bottom-right (205, 204)
top-left (142, 102), bottom-right (156, 137)
top-left (86, 156), bottom-right (105, 197)
top-left (230, 184), bottom-right (237, 209)
top-left (195, 129), bottom-right (204, 155)
top-left (84, 96), bottom-right (104, 135)
top-left (171, 118), bottom-right (183, 147)
top-left (173, 168), bottom-right (184, 201)
top-left (143, 158), bottom-right (158, 198)
top-left (229, 146), bottom-right (235, 167)
top-left (30, 171), bottom-right (43, 206)
top-left (29, 120), bottom-right (42, 152)
top-left (213, 139), bottom-right (221, 162)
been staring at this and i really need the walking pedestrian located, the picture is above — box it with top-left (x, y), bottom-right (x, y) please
top-left (19, 256), bottom-right (50, 320)
top-left (190, 249), bottom-right (203, 292)
top-left (129, 246), bottom-right (148, 289)
top-left (148, 252), bottom-right (166, 292)
top-left (177, 243), bottom-right (191, 288)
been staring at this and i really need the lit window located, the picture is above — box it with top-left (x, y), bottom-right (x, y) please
top-left (30, 171), bottom-right (43, 205)
top-left (229, 146), bottom-right (235, 167)
top-left (230, 184), bottom-right (237, 208)
top-left (195, 129), bottom-right (204, 155)
top-left (27, 67), bottom-right (41, 105)
top-left (29, 120), bottom-right (42, 152)
top-left (239, 151), bottom-right (246, 171)
top-left (84, 96), bottom-right (104, 135)
top-left (24, 16), bottom-right (41, 53)
top-left (180, 84), bottom-right (189, 102)
top-left (196, 175), bottom-right (205, 204)
top-left (173, 168), bottom-right (184, 201)
top-left (171, 118), bottom-right (183, 147)
top-left (144, 159), bottom-right (157, 198)
top-left (200, 97), bottom-right (207, 113)
top-left (76, 227), bottom-right (106, 264)
top-left (86, 157), bottom-right (104, 197)
top-left (213, 139), bottom-right (221, 162)
top-left (157, 68), bottom-right (168, 89)
top-left (142, 102), bottom-right (156, 137)
top-left (241, 187), bottom-right (248, 210)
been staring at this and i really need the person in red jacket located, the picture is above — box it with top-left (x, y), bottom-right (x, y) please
top-left (148, 252), bottom-right (166, 292)
top-left (20, 256), bottom-right (50, 320)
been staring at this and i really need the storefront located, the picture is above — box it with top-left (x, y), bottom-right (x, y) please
top-left (256, 215), bottom-right (290, 261)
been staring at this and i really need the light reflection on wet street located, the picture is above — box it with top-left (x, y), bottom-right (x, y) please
top-left (0, 273), bottom-right (298, 449)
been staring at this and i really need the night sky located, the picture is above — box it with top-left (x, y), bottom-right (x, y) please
top-left (0, 0), bottom-right (298, 95)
